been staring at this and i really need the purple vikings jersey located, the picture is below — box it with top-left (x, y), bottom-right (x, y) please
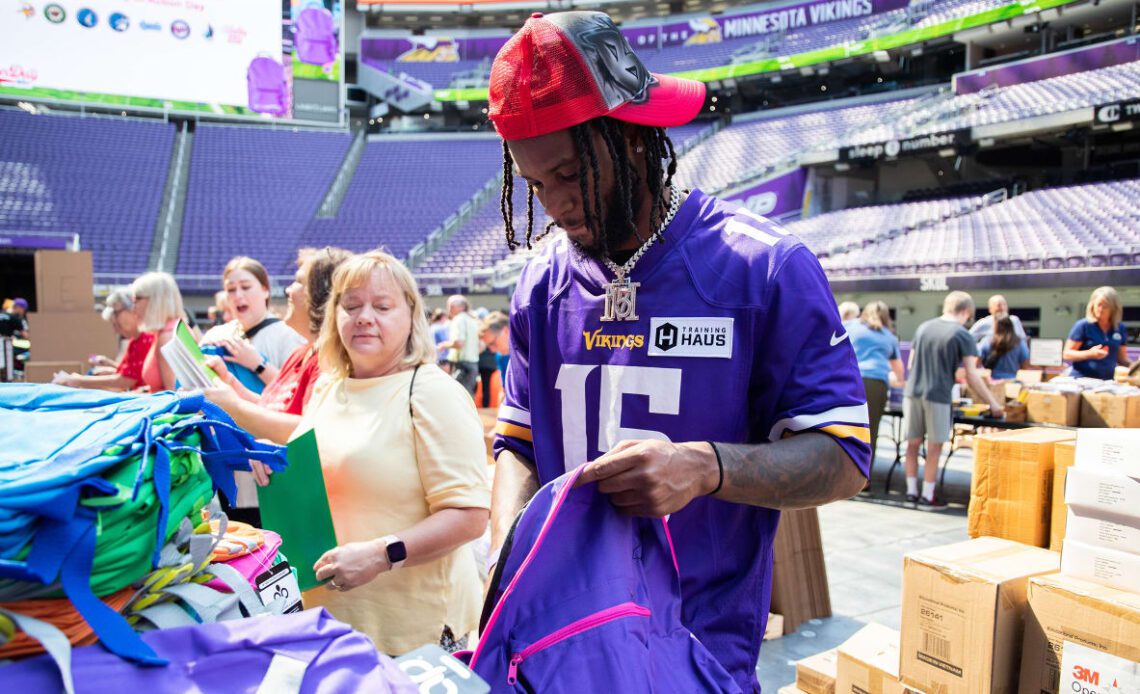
top-left (493, 189), bottom-right (870, 692)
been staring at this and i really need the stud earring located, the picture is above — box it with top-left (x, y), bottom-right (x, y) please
top-left (635, 145), bottom-right (645, 153)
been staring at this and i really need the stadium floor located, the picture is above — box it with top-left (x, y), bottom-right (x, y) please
top-left (756, 445), bottom-right (973, 690)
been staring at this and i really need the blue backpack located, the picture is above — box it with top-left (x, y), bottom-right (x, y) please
top-left (470, 465), bottom-right (740, 693)
top-left (0, 384), bottom-right (286, 667)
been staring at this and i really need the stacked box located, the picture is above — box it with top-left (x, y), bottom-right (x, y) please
top-left (899, 537), bottom-right (1060, 693)
top-left (1048, 440), bottom-right (1076, 551)
top-left (1018, 573), bottom-right (1140, 694)
top-left (1025, 388), bottom-right (1081, 426)
top-left (967, 428), bottom-right (1075, 547)
top-left (836, 623), bottom-right (906, 694)
top-left (1079, 390), bottom-right (1140, 428)
top-left (796, 648), bottom-right (837, 694)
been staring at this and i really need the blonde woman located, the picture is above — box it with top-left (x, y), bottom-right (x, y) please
top-left (131, 272), bottom-right (185, 393)
top-left (847, 301), bottom-right (904, 466)
top-left (1064, 286), bottom-right (1129, 380)
top-left (296, 251), bottom-right (490, 655)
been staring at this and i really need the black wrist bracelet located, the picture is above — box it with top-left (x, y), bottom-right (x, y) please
top-left (707, 441), bottom-right (724, 496)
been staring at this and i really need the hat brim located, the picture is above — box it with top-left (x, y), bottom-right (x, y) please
top-left (610, 73), bottom-right (706, 129)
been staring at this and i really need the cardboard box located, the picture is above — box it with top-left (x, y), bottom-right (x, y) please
top-left (1080, 391), bottom-right (1140, 428)
top-left (836, 623), bottom-right (905, 694)
top-left (1065, 506), bottom-right (1140, 553)
top-left (1001, 402), bottom-right (1026, 423)
top-left (1019, 573), bottom-right (1140, 694)
top-left (1026, 389), bottom-right (1081, 426)
top-left (1004, 381), bottom-right (1024, 401)
top-left (22, 361), bottom-right (86, 384)
top-left (1064, 466), bottom-right (1140, 523)
top-left (1017, 369), bottom-right (1044, 385)
top-left (764, 613), bottom-right (785, 641)
top-left (779, 686), bottom-right (809, 694)
top-left (1074, 428), bottom-right (1140, 479)
top-left (966, 376), bottom-right (1005, 407)
top-left (1049, 440), bottom-right (1076, 551)
top-left (796, 648), bottom-right (837, 694)
top-left (25, 311), bottom-right (118, 364)
top-left (1061, 539), bottom-right (1140, 594)
top-left (34, 249), bottom-right (94, 312)
top-left (770, 508), bottom-right (831, 634)
top-left (899, 537), bottom-right (1061, 694)
top-left (968, 428), bottom-right (1076, 547)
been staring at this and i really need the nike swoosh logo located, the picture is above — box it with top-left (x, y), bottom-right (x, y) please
top-left (830, 331), bottom-right (849, 347)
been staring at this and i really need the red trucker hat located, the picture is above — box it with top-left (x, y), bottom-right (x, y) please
top-left (488, 11), bottom-right (707, 141)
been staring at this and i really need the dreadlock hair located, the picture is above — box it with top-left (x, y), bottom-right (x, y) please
top-left (501, 117), bottom-right (678, 255)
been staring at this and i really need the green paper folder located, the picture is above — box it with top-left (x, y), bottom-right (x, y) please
top-left (257, 429), bottom-right (337, 591)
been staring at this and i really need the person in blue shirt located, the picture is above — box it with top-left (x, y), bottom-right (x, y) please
top-left (846, 301), bottom-right (904, 467)
top-left (1064, 286), bottom-right (1130, 380)
top-left (978, 314), bottom-right (1030, 380)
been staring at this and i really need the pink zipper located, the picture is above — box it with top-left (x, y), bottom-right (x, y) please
top-left (471, 465), bottom-right (586, 670)
top-left (505, 602), bottom-right (651, 686)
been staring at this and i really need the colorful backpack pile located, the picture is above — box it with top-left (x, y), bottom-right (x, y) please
top-left (0, 385), bottom-right (291, 690)
top-left (0, 384), bottom-right (422, 693)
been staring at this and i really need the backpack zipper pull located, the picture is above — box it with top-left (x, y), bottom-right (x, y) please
top-left (507, 653), bottom-right (522, 685)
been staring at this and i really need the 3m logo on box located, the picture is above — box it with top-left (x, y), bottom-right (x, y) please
top-left (1060, 642), bottom-right (1140, 694)
top-left (648, 317), bottom-right (733, 358)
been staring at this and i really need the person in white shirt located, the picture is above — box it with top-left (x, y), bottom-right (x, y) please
top-left (439, 294), bottom-right (481, 394)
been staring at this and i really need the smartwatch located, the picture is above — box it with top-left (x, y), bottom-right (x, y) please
top-left (254, 359), bottom-right (267, 375)
top-left (381, 535), bottom-right (407, 571)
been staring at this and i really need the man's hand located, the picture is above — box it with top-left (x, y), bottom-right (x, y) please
top-left (575, 440), bottom-right (718, 517)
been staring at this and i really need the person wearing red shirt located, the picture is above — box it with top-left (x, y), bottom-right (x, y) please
top-left (54, 289), bottom-right (155, 391)
top-left (204, 247), bottom-right (353, 444)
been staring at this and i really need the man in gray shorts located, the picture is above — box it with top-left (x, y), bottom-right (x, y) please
top-left (904, 291), bottom-right (1004, 509)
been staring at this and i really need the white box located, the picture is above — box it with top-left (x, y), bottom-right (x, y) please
top-left (1061, 539), bottom-right (1140, 594)
top-left (1075, 429), bottom-right (1140, 479)
top-left (1065, 507), bottom-right (1140, 554)
top-left (1064, 466), bottom-right (1140, 523)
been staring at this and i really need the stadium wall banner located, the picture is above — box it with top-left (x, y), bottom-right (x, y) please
top-left (839, 129), bottom-right (970, 162)
top-left (362, 36), bottom-right (497, 62)
top-left (655, 0), bottom-right (909, 47)
top-left (1094, 99), bottom-right (1140, 125)
top-left (431, 0), bottom-right (1085, 102)
top-left (0, 234), bottom-right (73, 251)
top-left (362, 0), bottom-right (907, 65)
top-left (0, 0), bottom-right (344, 124)
top-left (722, 168), bottom-right (807, 219)
top-left (954, 36), bottom-right (1140, 95)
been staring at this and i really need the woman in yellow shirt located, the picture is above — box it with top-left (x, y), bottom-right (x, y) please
top-left (296, 250), bottom-right (490, 655)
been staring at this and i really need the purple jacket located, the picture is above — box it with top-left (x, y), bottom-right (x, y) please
top-left (470, 465), bottom-right (741, 693)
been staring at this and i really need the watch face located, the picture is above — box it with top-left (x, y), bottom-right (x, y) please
top-left (387, 540), bottom-right (408, 564)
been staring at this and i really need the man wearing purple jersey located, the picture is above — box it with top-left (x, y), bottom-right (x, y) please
top-left (486, 11), bottom-right (871, 692)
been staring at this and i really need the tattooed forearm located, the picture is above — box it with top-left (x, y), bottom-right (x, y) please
top-left (714, 432), bottom-right (866, 509)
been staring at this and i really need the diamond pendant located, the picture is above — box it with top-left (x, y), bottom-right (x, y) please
top-left (601, 277), bottom-right (641, 322)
